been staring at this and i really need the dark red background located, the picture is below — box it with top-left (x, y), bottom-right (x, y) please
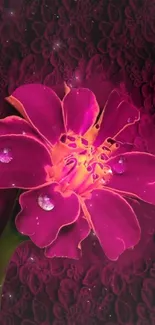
top-left (1, 0), bottom-right (155, 324)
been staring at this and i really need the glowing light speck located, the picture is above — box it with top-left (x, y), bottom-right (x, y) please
top-left (53, 41), bottom-right (61, 51)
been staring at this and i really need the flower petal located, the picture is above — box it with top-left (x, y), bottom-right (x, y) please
top-left (0, 134), bottom-right (52, 189)
top-left (6, 84), bottom-right (65, 145)
top-left (94, 90), bottom-right (140, 147)
top-left (106, 122), bottom-right (144, 159)
top-left (45, 216), bottom-right (90, 259)
top-left (107, 152), bottom-right (155, 205)
top-left (114, 120), bottom-right (139, 144)
top-left (0, 116), bottom-right (40, 138)
top-left (16, 183), bottom-right (80, 248)
top-left (85, 189), bottom-right (140, 260)
top-left (62, 88), bottom-right (99, 135)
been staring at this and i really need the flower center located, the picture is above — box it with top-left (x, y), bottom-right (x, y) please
top-left (49, 134), bottom-right (114, 197)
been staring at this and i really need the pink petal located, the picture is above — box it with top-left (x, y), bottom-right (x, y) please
top-left (0, 134), bottom-right (52, 189)
top-left (94, 90), bottom-right (140, 147)
top-left (85, 189), bottom-right (140, 260)
top-left (0, 116), bottom-right (40, 138)
top-left (62, 88), bottom-right (99, 135)
top-left (16, 183), bottom-right (80, 248)
top-left (45, 216), bottom-right (90, 259)
top-left (6, 84), bottom-right (65, 145)
top-left (107, 152), bottom-right (155, 205)
top-left (115, 120), bottom-right (139, 144)
top-left (106, 122), bottom-right (144, 158)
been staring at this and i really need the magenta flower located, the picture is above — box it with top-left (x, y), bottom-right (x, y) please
top-left (1, 84), bottom-right (155, 261)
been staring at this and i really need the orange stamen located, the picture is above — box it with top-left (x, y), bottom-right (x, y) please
top-left (51, 141), bottom-right (74, 165)
top-left (79, 197), bottom-right (95, 231)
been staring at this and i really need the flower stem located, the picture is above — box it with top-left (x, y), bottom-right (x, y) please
top-left (0, 220), bottom-right (24, 287)
top-left (0, 190), bottom-right (25, 289)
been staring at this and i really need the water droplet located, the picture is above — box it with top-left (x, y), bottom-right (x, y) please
top-left (38, 194), bottom-right (54, 211)
top-left (0, 148), bottom-right (13, 163)
top-left (112, 156), bottom-right (126, 174)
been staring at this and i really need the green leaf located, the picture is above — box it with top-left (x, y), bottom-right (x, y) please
top-left (0, 221), bottom-right (26, 287)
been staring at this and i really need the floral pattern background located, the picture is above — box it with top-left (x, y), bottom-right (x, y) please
top-left (1, 0), bottom-right (155, 324)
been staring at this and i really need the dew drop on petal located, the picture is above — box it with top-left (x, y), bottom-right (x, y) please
top-left (38, 194), bottom-right (54, 211)
top-left (112, 156), bottom-right (126, 174)
top-left (0, 148), bottom-right (13, 163)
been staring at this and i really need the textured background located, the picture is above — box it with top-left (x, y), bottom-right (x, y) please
top-left (1, 0), bottom-right (155, 324)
